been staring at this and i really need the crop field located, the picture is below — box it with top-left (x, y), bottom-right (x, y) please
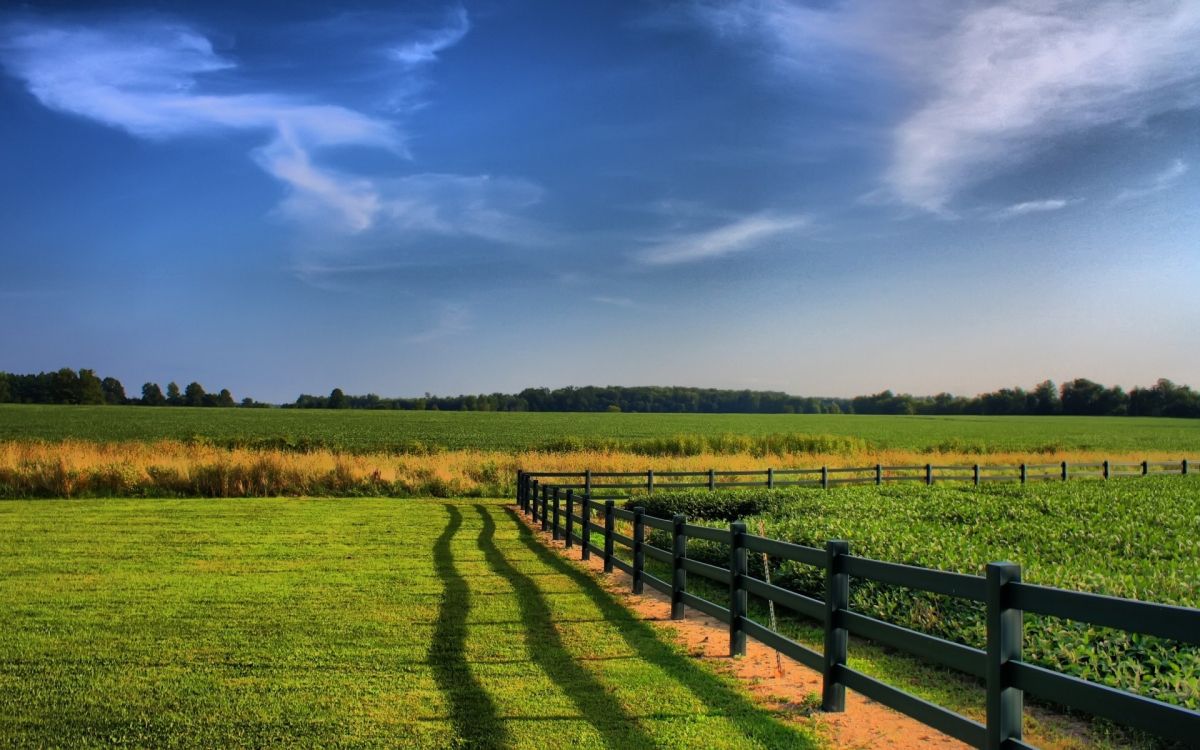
top-left (634, 477), bottom-right (1200, 715)
top-left (3, 404), bottom-right (1200, 455)
top-left (0, 497), bottom-right (820, 749)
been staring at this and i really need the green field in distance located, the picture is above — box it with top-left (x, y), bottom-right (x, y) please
top-left (1, 403), bottom-right (1199, 454)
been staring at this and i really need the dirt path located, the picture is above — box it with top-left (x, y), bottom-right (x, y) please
top-left (515, 508), bottom-right (972, 750)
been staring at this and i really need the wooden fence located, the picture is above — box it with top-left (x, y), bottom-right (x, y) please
top-left (520, 458), bottom-right (1192, 495)
top-left (513, 468), bottom-right (1200, 749)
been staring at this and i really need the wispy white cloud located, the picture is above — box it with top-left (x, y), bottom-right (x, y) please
top-left (0, 12), bottom-right (541, 245)
top-left (591, 295), bottom-right (637, 308)
top-left (404, 303), bottom-right (470, 344)
top-left (680, 1), bottom-right (1200, 213)
top-left (635, 212), bottom-right (809, 266)
top-left (992, 198), bottom-right (1074, 220)
top-left (388, 5), bottom-right (469, 67)
top-left (1114, 158), bottom-right (1189, 203)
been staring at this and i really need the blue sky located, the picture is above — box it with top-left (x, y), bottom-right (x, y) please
top-left (1, 0), bottom-right (1198, 402)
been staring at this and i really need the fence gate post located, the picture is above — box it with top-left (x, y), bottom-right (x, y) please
top-left (729, 522), bottom-right (748, 657)
top-left (1019, 463), bottom-right (1027, 484)
top-left (1184, 459), bottom-right (1190, 476)
top-left (632, 507), bottom-right (645, 594)
top-left (585, 469), bottom-right (592, 496)
top-left (541, 487), bottom-right (550, 532)
top-left (875, 463), bottom-right (882, 486)
top-left (822, 540), bottom-right (850, 711)
top-left (517, 471), bottom-right (524, 510)
top-left (530, 480), bottom-right (539, 521)
top-left (552, 489), bottom-right (561, 541)
top-left (647, 469), bottom-right (654, 494)
top-left (1142, 460), bottom-right (1149, 476)
top-left (671, 514), bottom-right (687, 620)
top-left (974, 464), bottom-right (980, 487)
top-left (565, 490), bottom-right (575, 548)
top-left (1103, 460), bottom-right (1110, 480)
top-left (986, 562), bottom-right (1023, 750)
top-left (925, 463), bottom-right (933, 485)
top-left (821, 466), bottom-right (829, 490)
top-left (1061, 461), bottom-right (1068, 482)
top-left (603, 500), bottom-right (615, 573)
top-left (708, 468), bottom-right (716, 491)
top-left (581, 495), bottom-right (592, 560)
top-left (767, 468), bottom-right (774, 489)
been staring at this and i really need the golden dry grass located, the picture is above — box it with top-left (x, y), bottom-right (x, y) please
top-left (0, 440), bottom-right (1189, 498)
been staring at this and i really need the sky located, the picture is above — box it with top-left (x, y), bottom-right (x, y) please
top-left (1, 0), bottom-right (1198, 402)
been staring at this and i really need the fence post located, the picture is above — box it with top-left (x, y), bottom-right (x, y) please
top-left (647, 469), bottom-right (654, 494)
top-left (517, 471), bottom-right (525, 510)
top-left (1061, 461), bottom-right (1068, 482)
top-left (974, 464), bottom-right (981, 487)
top-left (1142, 460), bottom-right (1148, 476)
top-left (671, 514), bottom-right (687, 620)
top-left (530, 480), bottom-right (539, 521)
top-left (565, 490), bottom-right (575, 548)
top-left (821, 465), bottom-right (829, 490)
top-left (632, 507), bottom-right (645, 595)
top-left (1184, 459), bottom-right (1190, 476)
top-left (581, 495), bottom-right (592, 560)
top-left (823, 540), bottom-right (850, 711)
top-left (552, 489), bottom-right (561, 541)
top-left (541, 487), bottom-right (550, 532)
top-left (1019, 463), bottom-right (1027, 484)
top-left (729, 521), bottom-right (747, 657)
top-left (925, 463), bottom-right (933, 485)
top-left (603, 500), bottom-right (615, 573)
top-left (585, 469), bottom-right (592, 496)
top-left (875, 463), bottom-right (882, 486)
top-left (708, 468), bottom-right (716, 491)
top-left (1103, 460), bottom-right (1110, 480)
top-left (767, 467), bottom-right (774, 489)
top-left (986, 562), bottom-right (1024, 750)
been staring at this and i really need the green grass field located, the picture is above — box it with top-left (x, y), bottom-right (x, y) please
top-left (2, 404), bottom-right (1200, 454)
top-left (0, 497), bottom-right (820, 749)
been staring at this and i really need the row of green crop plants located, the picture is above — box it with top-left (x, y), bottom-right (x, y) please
top-left (627, 478), bottom-right (1199, 711)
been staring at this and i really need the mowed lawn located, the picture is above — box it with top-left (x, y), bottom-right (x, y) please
top-left (0, 498), bottom-right (819, 749)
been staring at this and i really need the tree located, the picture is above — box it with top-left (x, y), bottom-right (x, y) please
top-left (216, 388), bottom-right (235, 407)
top-left (76, 369), bottom-right (105, 405)
top-left (141, 382), bottom-right (166, 406)
top-left (1032, 380), bottom-right (1060, 415)
top-left (329, 388), bottom-right (348, 409)
top-left (50, 368), bottom-right (80, 404)
top-left (1060, 378), bottom-right (1106, 415)
top-left (166, 382), bottom-right (183, 406)
top-left (0, 374), bottom-right (9, 403)
top-left (101, 377), bottom-right (126, 405)
top-left (183, 382), bottom-right (206, 407)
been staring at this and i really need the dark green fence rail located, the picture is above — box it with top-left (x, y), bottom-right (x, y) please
top-left (520, 459), bottom-right (1192, 495)
top-left (513, 471), bottom-right (1200, 749)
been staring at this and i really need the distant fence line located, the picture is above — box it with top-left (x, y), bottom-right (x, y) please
top-left (513, 466), bottom-right (1200, 750)
top-left (521, 458), bottom-right (1193, 494)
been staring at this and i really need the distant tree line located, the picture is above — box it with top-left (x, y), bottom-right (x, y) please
top-left (290, 379), bottom-right (1200, 418)
top-left (0, 368), bottom-right (267, 408)
top-left (4, 369), bottom-right (1198, 417)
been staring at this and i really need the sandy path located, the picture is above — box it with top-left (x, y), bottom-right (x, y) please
top-left (515, 506), bottom-right (972, 750)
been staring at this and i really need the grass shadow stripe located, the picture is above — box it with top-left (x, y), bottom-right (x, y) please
top-left (473, 504), bottom-right (660, 749)
top-left (427, 504), bottom-right (510, 749)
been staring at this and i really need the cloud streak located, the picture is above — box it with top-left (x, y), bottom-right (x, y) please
top-left (0, 12), bottom-right (544, 246)
top-left (681, 1), bottom-right (1200, 213)
top-left (388, 6), bottom-right (470, 67)
top-left (635, 213), bottom-right (809, 266)
top-left (993, 198), bottom-right (1074, 219)
top-left (1114, 158), bottom-right (1189, 203)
